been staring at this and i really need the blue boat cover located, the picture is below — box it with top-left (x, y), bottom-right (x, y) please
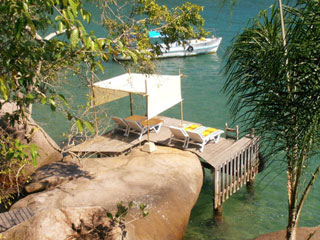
top-left (148, 31), bottom-right (161, 38)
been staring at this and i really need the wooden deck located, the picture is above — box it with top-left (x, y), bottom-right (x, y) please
top-left (0, 116), bottom-right (258, 233)
top-left (68, 116), bottom-right (252, 169)
top-left (69, 116), bottom-right (259, 210)
top-left (0, 208), bottom-right (34, 232)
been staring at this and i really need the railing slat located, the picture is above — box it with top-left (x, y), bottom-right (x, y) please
top-left (222, 165), bottom-right (226, 203)
top-left (212, 136), bottom-right (260, 210)
top-left (226, 161), bottom-right (230, 200)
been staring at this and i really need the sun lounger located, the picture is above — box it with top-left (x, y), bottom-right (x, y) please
top-left (111, 116), bottom-right (129, 135)
top-left (168, 124), bottom-right (202, 148)
top-left (183, 124), bottom-right (202, 132)
top-left (126, 118), bottom-right (163, 140)
top-left (186, 127), bottom-right (224, 152)
top-left (168, 126), bottom-right (189, 148)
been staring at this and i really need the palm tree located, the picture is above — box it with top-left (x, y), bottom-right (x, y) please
top-left (223, 1), bottom-right (320, 239)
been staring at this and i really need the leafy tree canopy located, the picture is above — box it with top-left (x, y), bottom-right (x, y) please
top-left (0, 0), bottom-right (207, 205)
top-left (0, 0), bottom-right (207, 123)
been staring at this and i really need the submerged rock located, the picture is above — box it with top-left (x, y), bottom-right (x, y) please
top-left (4, 146), bottom-right (203, 239)
top-left (254, 226), bottom-right (320, 240)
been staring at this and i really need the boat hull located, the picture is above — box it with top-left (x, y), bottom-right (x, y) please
top-left (115, 37), bottom-right (222, 60)
top-left (157, 37), bottom-right (222, 58)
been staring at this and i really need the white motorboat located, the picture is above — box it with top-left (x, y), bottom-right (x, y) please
top-left (115, 32), bottom-right (222, 60)
top-left (155, 36), bottom-right (222, 58)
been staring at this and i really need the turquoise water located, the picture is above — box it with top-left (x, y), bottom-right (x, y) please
top-left (32, 1), bottom-right (320, 239)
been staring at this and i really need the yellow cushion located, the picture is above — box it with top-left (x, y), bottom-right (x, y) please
top-left (184, 124), bottom-right (200, 131)
top-left (202, 128), bottom-right (218, 136)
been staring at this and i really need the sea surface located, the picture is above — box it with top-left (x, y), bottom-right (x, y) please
top-left (33, 0), bottom-right (320, 239)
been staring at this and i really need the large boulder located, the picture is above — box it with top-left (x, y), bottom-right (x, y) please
top-left (2, 207), bottom-right (135, 240)
top-left (4, 146), bottom-right (203, 239)
top-left (0, 101), bottom-right (62, 175)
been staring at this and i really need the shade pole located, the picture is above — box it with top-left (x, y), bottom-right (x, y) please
top-left (145, 78), bottom-right (150, 142)
top-left (146, 95), bottom-right (150, 142)
top-left (181, 99), bottom-right (184, 126)
top-left (179, 72), bottom-right (184, 126)
top-left (90, 73), bottom-right (99, 135)
top-left (129, 93), bottom-right (133, 116)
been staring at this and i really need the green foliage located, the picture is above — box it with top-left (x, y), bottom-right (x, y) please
top-left (106, 201), bottom-right (149, 223)
top-left (67, 202), bottom-right (148, 240)
top-left (100, 0), bottom-right (208, 71)
top-left (0, 0), bottom-right (207, 206)
top-left (139, 203), bottom-right (149, 217)
top-left (0, 0), bottom-right (207, 126)
top-left (0, 134), bottom-right (39, 207)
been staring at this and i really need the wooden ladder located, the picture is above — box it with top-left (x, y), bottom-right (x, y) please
top-left (225, 123), bottom-right (239, 141)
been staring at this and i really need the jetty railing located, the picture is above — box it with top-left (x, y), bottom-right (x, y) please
top-left (212, 136), bottom-right (259, 208)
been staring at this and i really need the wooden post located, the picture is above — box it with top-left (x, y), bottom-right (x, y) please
top-left (146, 95), bottom-right (150, 142)
top-left (240, 152), bottom-right (243, 187)
top-left (147, 119), bottom-right (150, 142)
top-left (236, 125), bottom-right (239, 140)
top-left (246, 177), bottom-right (255, 194)
top-left (225, 123), bottom-right (228, 138)
top-left (212, 167), bottom-right (216, 209)
top-left (250, 128), bottom-right (255, 138)
top-left (129, 93), bottom-right (133, 116)
top-left (180, 100), bottom-right (184, 126)
top-left (144, 78), bottom-right (149, 142)
top-left (202, 165), bottom-right (206, 183)
top-left (90, 73), bottom-right (99, 135)
top-left (225, 123), bottom-right (239, 140)
top-left (226, 161), bottom-right (230, 200)
top-left (230, 158), bottom-right (234, 194)
top-left (222, 165), bottom-right (226, 202)
top-left (247, 142), bottom-right (256, 193)
top-left (214, 205), bottom-right (223, 219)
top-left (237, 155), bottom-right (241, 191)
top-left (179, 70), bottom-right (184, 126)
top-left (212, 167), bottom-right (223, 219)
top-left (233, 157), bottom-right (236, 193)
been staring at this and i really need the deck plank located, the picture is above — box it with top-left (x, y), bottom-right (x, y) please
top-left (0, 208), bottom-right (34, 232)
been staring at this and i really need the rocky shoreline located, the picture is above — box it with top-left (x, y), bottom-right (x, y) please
top-left (2, 146), bottom-right (203, 239)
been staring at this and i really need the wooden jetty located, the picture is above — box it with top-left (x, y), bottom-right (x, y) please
top-left (69, 116), bottom-right (259, 211)
top-left (0, 116), bottom-right (258, 233)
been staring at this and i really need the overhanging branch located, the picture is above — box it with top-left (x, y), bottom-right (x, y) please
top-left (296, 164), bottom-right (320, 222)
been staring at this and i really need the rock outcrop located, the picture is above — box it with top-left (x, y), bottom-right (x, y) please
top-left (2, 207), bottom-right (135, 240)
top-left (3, 146), bottom-right (203, 239)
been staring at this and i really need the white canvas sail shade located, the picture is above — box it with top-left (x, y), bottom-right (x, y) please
top-left (93, 73), bottom-right (182, 119)
top-left (146, 74), bottom-right (182, 119)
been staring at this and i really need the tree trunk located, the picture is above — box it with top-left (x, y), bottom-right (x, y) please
top-left (287, 161), bottom-right (298, 240)
top-left (287, 208), bottom-right (298, 240)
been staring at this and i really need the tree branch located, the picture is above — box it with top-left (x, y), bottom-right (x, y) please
top-left (44, 28), bottom-right (73, 41)
top-left (25, 25), bottom-right (44, 42)
top-left (296, 164), bottom-right (320, 222)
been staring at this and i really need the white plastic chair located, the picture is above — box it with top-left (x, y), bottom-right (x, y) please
top-left (168, 126), bottom-right (189, 148)
top-left (111, 116), bottom-right (129, 136)
top-left (126, 119), bottom-right (163, 140)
